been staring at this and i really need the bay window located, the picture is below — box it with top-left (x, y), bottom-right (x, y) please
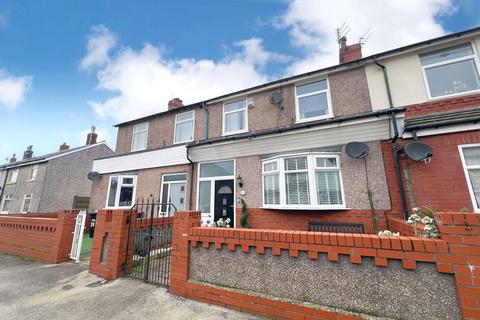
top-left (106, 175), bottom-right (137, 208)
top-left (131, 122), bottom-right (148, 151)
top-left (174, 111), bottom-right (194, 143)
top-left (295, 79), bottom-right (332, 122)
top-left (223, 100), bottom-right (248, 135)
top-left (420, 43), bottom-right (480, 99)
top-left (459, 144), bottom-right (480, 212)
top-left (262, 154), bottom-right (345, 209)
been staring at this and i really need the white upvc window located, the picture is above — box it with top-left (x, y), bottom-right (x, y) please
top-left (174, 111), bottom-right (195, 144)
top-left (459, 144), bottom-right (480, 212)
top-left (420, 43), bottom-right (480, 99)
top-left (295, 79), bottom-right (332, 122)
top-left (1, 194), bottom-right (13, 214)
top-left (106, 175), bottom-right (137, 208)
top-left (8, 169), bottom-right (19, 184)
top-left (21, 194), bottom-right (33, 213)
top-left (160, 173), bottom-right (187, 215)
top-left (223, 99), bottom-right (248, 135)
top-left (131, 122), bottom-right (148, 152)
top-left (262, 153), bottom-right (345, 209)
top-left (29, 165), bottom-right (38, 181)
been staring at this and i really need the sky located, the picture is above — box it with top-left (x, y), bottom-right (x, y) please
top-left (0, 0), bottom-right (479, 162)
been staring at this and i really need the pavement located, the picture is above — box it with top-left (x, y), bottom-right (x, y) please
top-left (0, 253), bottom-right (263, 320)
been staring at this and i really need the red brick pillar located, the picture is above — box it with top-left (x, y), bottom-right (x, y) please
top-left (170, 211), bottom-right (201, 297)
top-left (49, 209), bottom-right (78, 263)
top-left (89, 210), bottom-right (131, 280)
top-left (436, 212), bottom-right (480, 319)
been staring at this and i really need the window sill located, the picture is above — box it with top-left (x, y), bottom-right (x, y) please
top-left (222, 129), bottom-right (249, 137)
top-left (27, 179), bottom-right (36, 183)
top-left (261, 205), bottom-right (349, 211)
top-left (428, 89), bottom-right (480, 101)
top-left (295, 114), bottom-right (334, 124)
top-left (6, 182), bottom-right (16, 185)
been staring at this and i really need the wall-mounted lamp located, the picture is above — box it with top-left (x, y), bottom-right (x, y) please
top-left (237, 175), bottom-right (243, 188)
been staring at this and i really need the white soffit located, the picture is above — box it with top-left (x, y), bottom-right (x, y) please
top-left (190, 116), bottom-right (392, 162)
top-left (92, 145), bottom-right (188, 174)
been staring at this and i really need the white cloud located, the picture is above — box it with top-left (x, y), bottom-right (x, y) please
top-left (80, 24), bottom-right (117, 71)
top-left (0, 69), bottom-right (32, 109)
top-left (84, 27), bottom-right (284, 121)
top-left (278, 0), bottom-right (456, 75)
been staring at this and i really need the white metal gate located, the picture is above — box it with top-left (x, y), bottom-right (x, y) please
top-left (70, 209), bottom-right (87, 263)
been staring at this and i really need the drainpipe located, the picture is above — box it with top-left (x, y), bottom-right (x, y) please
top-left (373, 57), bottom-right (409, 220)
top-left (203, 102), bottom-right (209, 140)
top-left (186, 146), bottom-right (194, 211)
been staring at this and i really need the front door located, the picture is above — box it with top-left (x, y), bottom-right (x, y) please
top-left (214, 179), bottom-right (234, 225)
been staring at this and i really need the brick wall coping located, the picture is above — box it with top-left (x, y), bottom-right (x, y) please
top-left (0, 216), bottom-right (58, 221)
top-left (188, 226), bottom-right (454, 273)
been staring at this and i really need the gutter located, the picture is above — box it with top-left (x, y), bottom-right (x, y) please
top-left (373, 57), bottom-right (409, 220)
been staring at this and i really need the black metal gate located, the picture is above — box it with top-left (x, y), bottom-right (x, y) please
top-left (122, 199), bottom-right (176, 286)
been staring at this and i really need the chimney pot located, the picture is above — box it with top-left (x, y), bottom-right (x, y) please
top-left (86, 126), bottom-right (98, 145)
top-left (9, 154), bottom-right (16, 164)
top-left (59, 142), bottom-right (70, 151)
top-left (339, 37), bottom-right (362, 64)
top-left (23, 145), bottom-right (33, 160)
top-left (168, 98), bottom-right (183, 110)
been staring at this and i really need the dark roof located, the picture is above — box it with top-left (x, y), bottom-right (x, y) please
top-left (187, 107), bottom-right (405, 148)
top-left (404, 107), bottom-right (480, 131)
top-left (113, 26), bottom-right (480, 128)
top-left (0, 142), bottom-right (108, 169)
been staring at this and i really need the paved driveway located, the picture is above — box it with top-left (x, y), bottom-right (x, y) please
top-left (0, 253), bottom-right (263, 320)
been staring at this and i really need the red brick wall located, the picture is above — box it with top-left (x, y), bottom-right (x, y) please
top-left (169, 211), bottom-right (480, 320)
top-left (405, 93), bottom-right (480, 117)
top-left (237, 208), bottom-right (389, 234)
top-left (0, 210), bottom-right (78, 263)
top-left (382, 131), bottom-right (480, 213)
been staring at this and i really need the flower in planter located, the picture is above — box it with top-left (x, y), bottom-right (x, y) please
top-left (407, 206), bottom-right (440, 239)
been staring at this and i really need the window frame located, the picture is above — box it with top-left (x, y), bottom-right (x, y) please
top-left (458, 143), bottom-right (480, 213)
top-left (261, 153), bottom-right (346, 210)
top-left (160, 173), bottom-right (187, 214)
top-left (222, 99), bottom-right (248, 136)
top-left (0, 194), bottom-right (13, 214)
top-left (105, 175), bottom-right (138, 209)
top-left (173, 111), bottom-right (195, 144)
top-left (294, 78), bottom-right (333, 123)
top-left (131, 122), bottom-right (149, 152)
top-left (8, 169), bottom-right (19, 184)
top-left (28, 165), bottom-right (38, 182)
top-left (21, 194), bottom-right (33, 213)
top-left (420, 42), bottom-right (480, 100)
top-left (262, 159), bottom-right (281, 206)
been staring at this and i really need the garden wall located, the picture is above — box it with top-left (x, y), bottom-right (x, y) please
top-left (171, 211), bottom-right (480, 320)
top-left (0, 210), bottom-right (78, 263)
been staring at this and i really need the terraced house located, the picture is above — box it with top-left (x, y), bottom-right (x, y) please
top-left (89, 26), bottom-right (480, 232)
top-left (0, 130), bottom-right (113, 214)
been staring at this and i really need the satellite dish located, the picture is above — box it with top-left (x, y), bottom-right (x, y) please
top-left (404, 141), bottom-right (433, 161)
top-left (87, 171), bottom-right (102, 181)
top-left (345, 142), bottom-right (369, 159)
top-left (271, 92), bottom-right (284, 106)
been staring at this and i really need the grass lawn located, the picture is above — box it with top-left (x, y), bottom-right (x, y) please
top-left (80, 234), bottom-right (93, 256)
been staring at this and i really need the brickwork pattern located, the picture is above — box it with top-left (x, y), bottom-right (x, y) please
top-left (0, 210), bottom-right (78, 263)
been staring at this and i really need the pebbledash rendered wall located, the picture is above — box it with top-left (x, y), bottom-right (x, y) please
top-left (0, 210), bottom-right (78, 263)
top-left (169, 211), bottom-right (480, 320)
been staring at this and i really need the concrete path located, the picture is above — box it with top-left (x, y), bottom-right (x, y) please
top-left (0, 253), bottom-right (263, 320)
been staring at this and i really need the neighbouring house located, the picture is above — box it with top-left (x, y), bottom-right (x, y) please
top-left (365, 28), bottom-right (480, 216)
top-left (89, 26), bottom-right (480, 232)
top-left (0, 128), bottom-right (114, 214)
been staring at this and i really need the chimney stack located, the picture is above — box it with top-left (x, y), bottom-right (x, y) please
top-left (9, 154), bottom-right (16, 164)
top-left (23, 145), bottom-right (33, 160)
top-left (86, 126), bottom-right (98, 145)
top-left (168, 98), bottom-right (183, 111)
top-left (59, 142), bottom-right (70, 151)
top-left (338, 36), bottom-right (362, 64)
